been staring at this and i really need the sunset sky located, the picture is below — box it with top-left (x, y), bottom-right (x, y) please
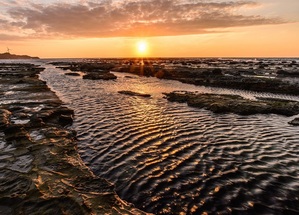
top-left (0, 0), bottom-right (298, 58)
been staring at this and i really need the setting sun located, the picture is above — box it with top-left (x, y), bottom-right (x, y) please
top-left (137, 41), bottom-right (148, 56)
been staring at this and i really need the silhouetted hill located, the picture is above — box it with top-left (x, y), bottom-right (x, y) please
top-left (0, 52), bottom-right (39, 59)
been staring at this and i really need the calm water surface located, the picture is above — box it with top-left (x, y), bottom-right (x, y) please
top-left (40, 63), bottom-right (299, 214)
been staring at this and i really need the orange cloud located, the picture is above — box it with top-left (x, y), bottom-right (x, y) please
top-left (1, 0), bottom-right (286, 40)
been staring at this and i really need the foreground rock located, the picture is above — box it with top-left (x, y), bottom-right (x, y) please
top-left (0, 63), bottom-right (148, 215)
top-left (164, 91), bottom-right (299, 116)
top-left (118, 90), bottom-right (151, 97)
top-left (83, 72), bottom-right (117, 80)
top-left (65, 72), bottom-right (80, 76)
top-left (288, 118), bottom-right (299, 126)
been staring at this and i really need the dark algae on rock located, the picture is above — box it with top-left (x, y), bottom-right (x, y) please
top-left (51, 61), bottom-right (117, 80)
top-left (164, 91), bottom-right (299, 116)
top-left (0, 63), bottom-right (149, 214)
top-left (118, 90), bottom-right (151, 97)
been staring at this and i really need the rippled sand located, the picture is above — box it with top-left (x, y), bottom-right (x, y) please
top-left (41, 63), bottom-right (299, 214)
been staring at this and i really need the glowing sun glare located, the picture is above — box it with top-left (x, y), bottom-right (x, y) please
top-left (137, 41), bottom-right (148, 55)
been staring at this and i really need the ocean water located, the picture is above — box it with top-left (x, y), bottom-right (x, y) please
top-left (36, 59), bottom-right (299, 214)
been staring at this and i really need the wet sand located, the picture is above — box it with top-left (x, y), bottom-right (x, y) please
top-left (0, 63), bottom-right (148, 214)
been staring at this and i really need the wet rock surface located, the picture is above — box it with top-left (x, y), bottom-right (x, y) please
top-left (83, 72), bottom-right (117, 80)
top-left (51, 62), bottom-right (117, 80)
top-left (50, 59), bottom-right (299, 95)
top-left (288, 117), bottom-right (299, 126)
top-left (0, 63), bottom-right (148, 215)
top-left (118, 90), bottom-right (151, 97)
top-left (65, 72), bottom-right (81, 76)
top-left (164, 91), bottom-right (299, 116)
top-left (118, 64), bottom-right (299, 95)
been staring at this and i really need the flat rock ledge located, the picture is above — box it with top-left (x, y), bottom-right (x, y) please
top-left (83, 72), bottom-right (117, 80)
top-left (65, 72), bottom-right (81, 76)
top-left (118, 90), bottom-right (151, 97)
top-left (0, 63), bottom-right (148, 215)
top-left (51, 62), bottom-right (117, 80)
top-left (164, 91), bottom-right (299, 116)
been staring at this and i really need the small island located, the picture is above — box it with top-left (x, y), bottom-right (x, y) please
top-left (0, 52), bottom-right (39, 59)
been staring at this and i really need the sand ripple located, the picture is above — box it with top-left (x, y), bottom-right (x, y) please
top-left (41, 65), bottom-right (299, 214)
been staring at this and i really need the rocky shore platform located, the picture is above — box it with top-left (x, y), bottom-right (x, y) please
top-left (50, 60), bottom-right (299, 96)
top-left (164, 91), bottom-right (299, 117)
top-left (51, 62), bottom-right (117, 80)
top-left (117, 64), bottom-right (299, 96)
top-left (0, 63), bottom-right (148, 214)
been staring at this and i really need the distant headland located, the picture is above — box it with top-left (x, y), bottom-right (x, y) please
top-left (0, 52), bottom-right (39, 59)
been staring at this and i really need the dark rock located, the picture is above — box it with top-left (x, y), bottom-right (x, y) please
top-left (59, 114), bottom-right (73, 126)
top-left (31, 106), bottom-right (74, 126)
top-left (4, 124), bottom-right (25, 134)
top-left (212, 68), bottom-right (223, 75)
top-left (277, 70), bottom-right (299, 77)
top-left (0, 170), bottom-right (33, 196)
top-left (0, 63), bottom-right (148, 215)
top-left (29, 114), bottom-right (45, 127)
top-left (288, 118), bottom-right (299, 126)
top-left (125, 76), bottom-right (135, 79)
top-left (65, 72), bottom-right (80, 76)
top-left (4, 125), bottom-right (29, 142)
top-left (115, 63), bottom-right (299, 96)
top-left (164, 91), bottom-right (299, 116)
top-left (83, 72), bottom-right (117, 80)
top-left (118, 90), bottom-right (151, 97)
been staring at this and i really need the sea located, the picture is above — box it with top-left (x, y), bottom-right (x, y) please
top-left (2, 58), bottom-right (299, 214)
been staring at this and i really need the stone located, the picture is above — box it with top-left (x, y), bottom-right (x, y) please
top-left (83, 72), bottom-right (117, 80)
top-left (118, 90), bottom-right (151, 97)
top-left (0, 63), bottom-right (148, 215)
top-left (65, 72), bottom-right (80, 76)
top-left (288, 118), bottom-right (299, 126)
top-left (164, 91), bottom-right (299, 116)
top-left (59, 114), bottom-right (73, 126)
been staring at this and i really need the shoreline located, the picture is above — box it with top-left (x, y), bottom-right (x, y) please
top-left (49, 59), bottom-right (299, 96)
top-left (0, 63), bottom-right (148, 214)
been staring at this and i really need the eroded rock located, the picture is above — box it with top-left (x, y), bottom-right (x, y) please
top-left (288, 118), bottom-right (299, 126)
top-left (65, 72), bottom-right (80, 76)
top-left (83, 72), bottom-right (117, 80)
top-left (164, 91), bottom-right (299, 116)
top-left (0, 63), bottom-right (148, 215)
top-left (118, 90), bottom-right (151, 97)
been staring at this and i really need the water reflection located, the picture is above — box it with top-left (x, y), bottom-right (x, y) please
top-left (41, 64), bottom-right (299, 214)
